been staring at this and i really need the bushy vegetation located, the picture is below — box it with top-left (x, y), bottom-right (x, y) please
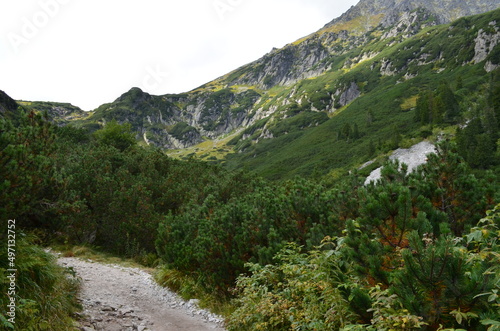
top-left (168, 122), bottom-right (199, 140)
top-left (0, 109), bottom-right (257, 323)
top-left (156, 177), bottom-right (344, 292)
top-left (3, 108), bottom-right (497, 328)
top-left (0, 235), bottom-right (80, 329)
top-left (227, 146), bottom-right (500, 330)
top-left (227, 201), bottom-right (500, 330)
top-left (1, 8), bottom-right (500, 331)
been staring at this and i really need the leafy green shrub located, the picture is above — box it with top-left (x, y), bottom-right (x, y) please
top-left (227, 142), bottom-right (498, 330)
top-left (227, 242), bottom-right (356, 331)
top-left (93, 119), bottom-right (137, 151)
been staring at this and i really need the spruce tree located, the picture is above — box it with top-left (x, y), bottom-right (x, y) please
top-left (416, 90), bottom-right (435, 124)
top-left (353, 123), bottom-right (360, 140)
top-left (488, 70), bottom-right (500, 121)
top-left (437, 82), bottom-right (460, 123)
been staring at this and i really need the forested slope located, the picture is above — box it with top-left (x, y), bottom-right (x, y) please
top-left (1, 105), bottom-right (499, 329)
top-left (1, 3), bottom-right (500, 331)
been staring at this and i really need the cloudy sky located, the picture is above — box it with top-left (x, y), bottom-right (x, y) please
top-left (0, 0), bottom-right (359, 111)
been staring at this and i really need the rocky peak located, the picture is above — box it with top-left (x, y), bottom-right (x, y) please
top-left (327, 0), bottom-right (500, 28)
top-left (116, 87), bottom-right (152, 104)
top-left (227, 0), bottom-right (499, 93)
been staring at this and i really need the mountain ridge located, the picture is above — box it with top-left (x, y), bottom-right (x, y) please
top-left (328, 0), bottom-right (500, 27)
top-left (6, 0), bottom-right (500, 178)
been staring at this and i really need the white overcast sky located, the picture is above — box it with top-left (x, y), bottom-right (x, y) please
top-left (0, 0), bottom-right (358, 111)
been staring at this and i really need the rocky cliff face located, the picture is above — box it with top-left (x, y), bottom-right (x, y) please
top-left (329, 0), bottom-right (500, 27)
top-left (223, 0), bottom-right (500, 92)
top-left (473, 23), bottom-right (500, 71)
top-left (4, 98), bottom-right (87, 126)
top-left (41, 103), bottom-right (86, 126)
top-left (227, 37), bottom-right (334, 89)
top-left (88, 87), bottom-right (262, 149)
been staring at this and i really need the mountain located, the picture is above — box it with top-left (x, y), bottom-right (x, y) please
top-left (329, 0), bottom-right (500, 26)
top-left (0, 90), bottom-right (87, 125)
top-left (17, 101), bottom-right (87, 126)
top-left (0, 90), bottom-right (19, 116)
top-left (22, 0), bottom-right (500, 178)
top-left (85, 86), bottom-right (261, 149)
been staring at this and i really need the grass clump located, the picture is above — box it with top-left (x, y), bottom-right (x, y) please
top-left (0, 234), bottom-right (80, 330)
top-left (154, 266), bottom-right (233, 317)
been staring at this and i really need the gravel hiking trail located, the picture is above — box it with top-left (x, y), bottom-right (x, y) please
top-left (57, 256), bottom-right (226, 331)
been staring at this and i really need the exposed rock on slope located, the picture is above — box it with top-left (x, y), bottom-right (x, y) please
top-left (329, 0), bottom-right (500, 27)
top-left (473, 24), bottom-right (500, 70)
top-left (365, 141), bottom-right (436, 184)
top-left (89, 87), bottom-right (262, 149)
top-left (22, 101), bottom-right (86, 125)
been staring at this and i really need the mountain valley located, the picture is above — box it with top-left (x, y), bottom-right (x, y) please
top-left (2, 1), bottom-right (500, 329)
top-left (14, 0), bottom-right (500, 180)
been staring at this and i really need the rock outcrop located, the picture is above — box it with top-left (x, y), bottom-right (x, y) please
top-left (88, 87), bottom-right (262, 149)
top-left (328, 0), bottom-right (500, 28)
top-left (365, 141), bottom-right (437, 184)
top-left (472, 24), bottom-right (500, 65)
top-left (338, 82), bottom-right (361, 107)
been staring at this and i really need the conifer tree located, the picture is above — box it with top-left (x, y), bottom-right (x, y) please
top-left (366, 109), bottom-right (375, 127)
top-left (488, 70), bottom-right (500, 120)
top-left (353, 123), bottom-right (360, 140)
top-left (437, 82), bottom-right (460, 123)
top-left (432, 94), bottom-right (445, 125)
top-left (415, 91), bottom-right (433, 124)
top-left (413, 141), bottom-right (492, 237)
top-left (343, 161), bottom-right (416, 286)
top-left (341, 123), bottom-right (352, 141)
top-left (367, 140), bottom-right (376, 157)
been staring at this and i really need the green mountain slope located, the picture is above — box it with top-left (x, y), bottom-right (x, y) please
top-left (224, 8), bottom-right (500, 179)
top-left (38, 1), bottom-right (500, 179)
top-left (1, 2), bottom-right (499, 327)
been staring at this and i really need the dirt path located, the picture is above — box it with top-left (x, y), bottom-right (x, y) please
top-left (57, 256), bottom-right (226, 331)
